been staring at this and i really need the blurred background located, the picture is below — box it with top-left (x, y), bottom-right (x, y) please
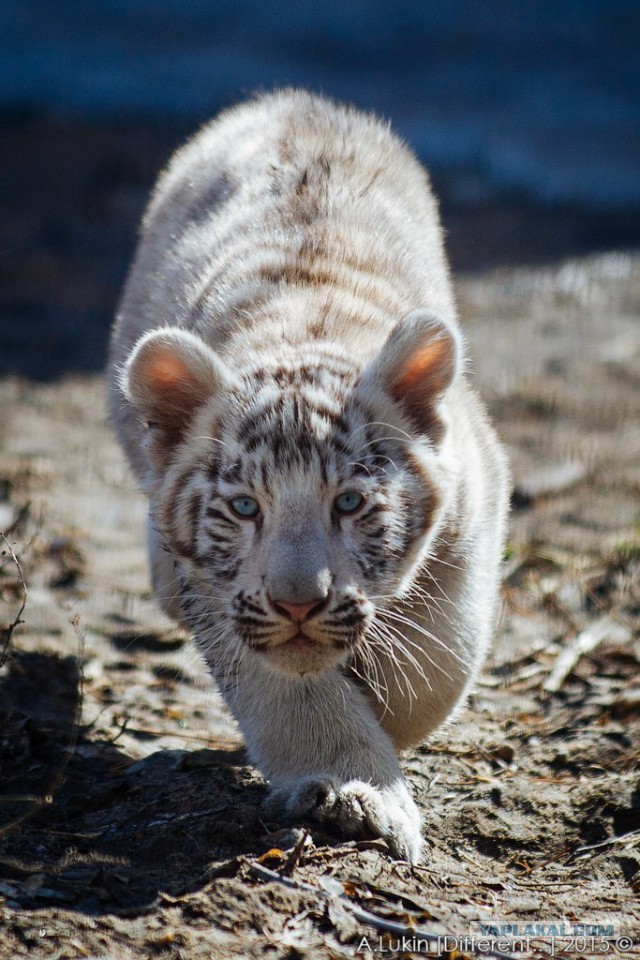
top-left (1, 0), bottom-right (639, 378)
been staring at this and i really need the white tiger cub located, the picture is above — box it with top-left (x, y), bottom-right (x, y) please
top-left (108, 90), bottom-right (509, 863)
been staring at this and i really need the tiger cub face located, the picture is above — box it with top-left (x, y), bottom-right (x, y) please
top-left (121, 311), bottom-right (460, 677)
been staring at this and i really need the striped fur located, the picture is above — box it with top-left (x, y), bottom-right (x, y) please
top-left (108, 91), bottom-right (510, 862)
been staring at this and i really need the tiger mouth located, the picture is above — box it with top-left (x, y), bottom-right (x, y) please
top-left (288, 632), bottom-right (314, 647)
top-left (256, 631), bottom-right (349, 677)
top-left (259, 630), bottom-right (324, 651)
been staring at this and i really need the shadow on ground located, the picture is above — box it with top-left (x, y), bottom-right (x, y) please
top-left (0, 650), bottom-right (264, 914)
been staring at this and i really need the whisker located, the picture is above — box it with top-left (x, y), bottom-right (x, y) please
top-left (191, 436), bottom-right (230, 448)
top-left (377, 608), bottom-right (464, 675)
top-left (367, 622), bottom-right (423, 704)
top-left (356, 634), bottom-right (391, 711)
top-left (349, 651), bottom-right (393, 715)
top-left (351, 420), bottom-right (416, 443)
top-left (378, 606), bottom-right (458, 655)
top-left (372, 617), bottom-right (434, 694)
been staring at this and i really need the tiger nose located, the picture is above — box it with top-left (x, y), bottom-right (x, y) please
top-left (270, 597), bottom-right (326, 623)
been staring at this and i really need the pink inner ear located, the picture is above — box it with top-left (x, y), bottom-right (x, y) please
top-left (392, 337), bottom-right (452, 404)
top-left (140, 349), bottom-right (197, 395)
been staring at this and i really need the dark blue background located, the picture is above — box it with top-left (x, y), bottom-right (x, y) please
top-left (3, 0), bottom-right (638, 206)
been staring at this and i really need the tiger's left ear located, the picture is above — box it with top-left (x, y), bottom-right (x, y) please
top-left (364, 310), bottom-right (463, 440)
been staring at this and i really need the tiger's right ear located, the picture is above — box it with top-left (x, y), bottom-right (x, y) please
top-left (120, 328), bottom-right (237, 444)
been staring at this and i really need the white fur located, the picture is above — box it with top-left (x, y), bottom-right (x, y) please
top-left (108, 90), bottom-right (510, 863)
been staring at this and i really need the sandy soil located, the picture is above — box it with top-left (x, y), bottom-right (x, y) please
top-left (1, 250), bottom-right (639, 958)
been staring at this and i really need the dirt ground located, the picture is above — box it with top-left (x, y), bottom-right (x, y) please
top-left (1, 127), bottom-right (639, 957)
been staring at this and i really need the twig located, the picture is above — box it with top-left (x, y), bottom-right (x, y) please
top-left (0, 613), bottom-right (85, 838)
top-left (102, 721), bottom-right (241, 747)
top-left (0, 504), bottom-right (44, 574)
top-left (571, 828), bottom-right (640, 859)
top-left (1, 500), bottom-right (31, 542)
top-left (543, 615), bottom-right (631, 693)
top-left (0, 532), bottom-right (28, 669)
top-left (0, 795), bottom-right (53, 805)
top-left (281, 828), bottom-right (310, 877)
top-left (248, 862), bottom-right (518, 960)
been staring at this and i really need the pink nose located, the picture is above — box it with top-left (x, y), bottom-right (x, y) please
top-left (272, 598), bottom-right (324, 623)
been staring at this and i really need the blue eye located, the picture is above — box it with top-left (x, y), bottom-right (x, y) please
top-left (334, 491), bottom-right (364, 515)
top-left (229, 496), bottom-right (260, 518)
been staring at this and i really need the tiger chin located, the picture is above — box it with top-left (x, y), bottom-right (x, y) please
top-left (107, 89), bottom-right (510, 864)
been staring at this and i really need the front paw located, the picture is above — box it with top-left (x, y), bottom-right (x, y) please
top-left (266, 776), bottom-right (423, 863)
